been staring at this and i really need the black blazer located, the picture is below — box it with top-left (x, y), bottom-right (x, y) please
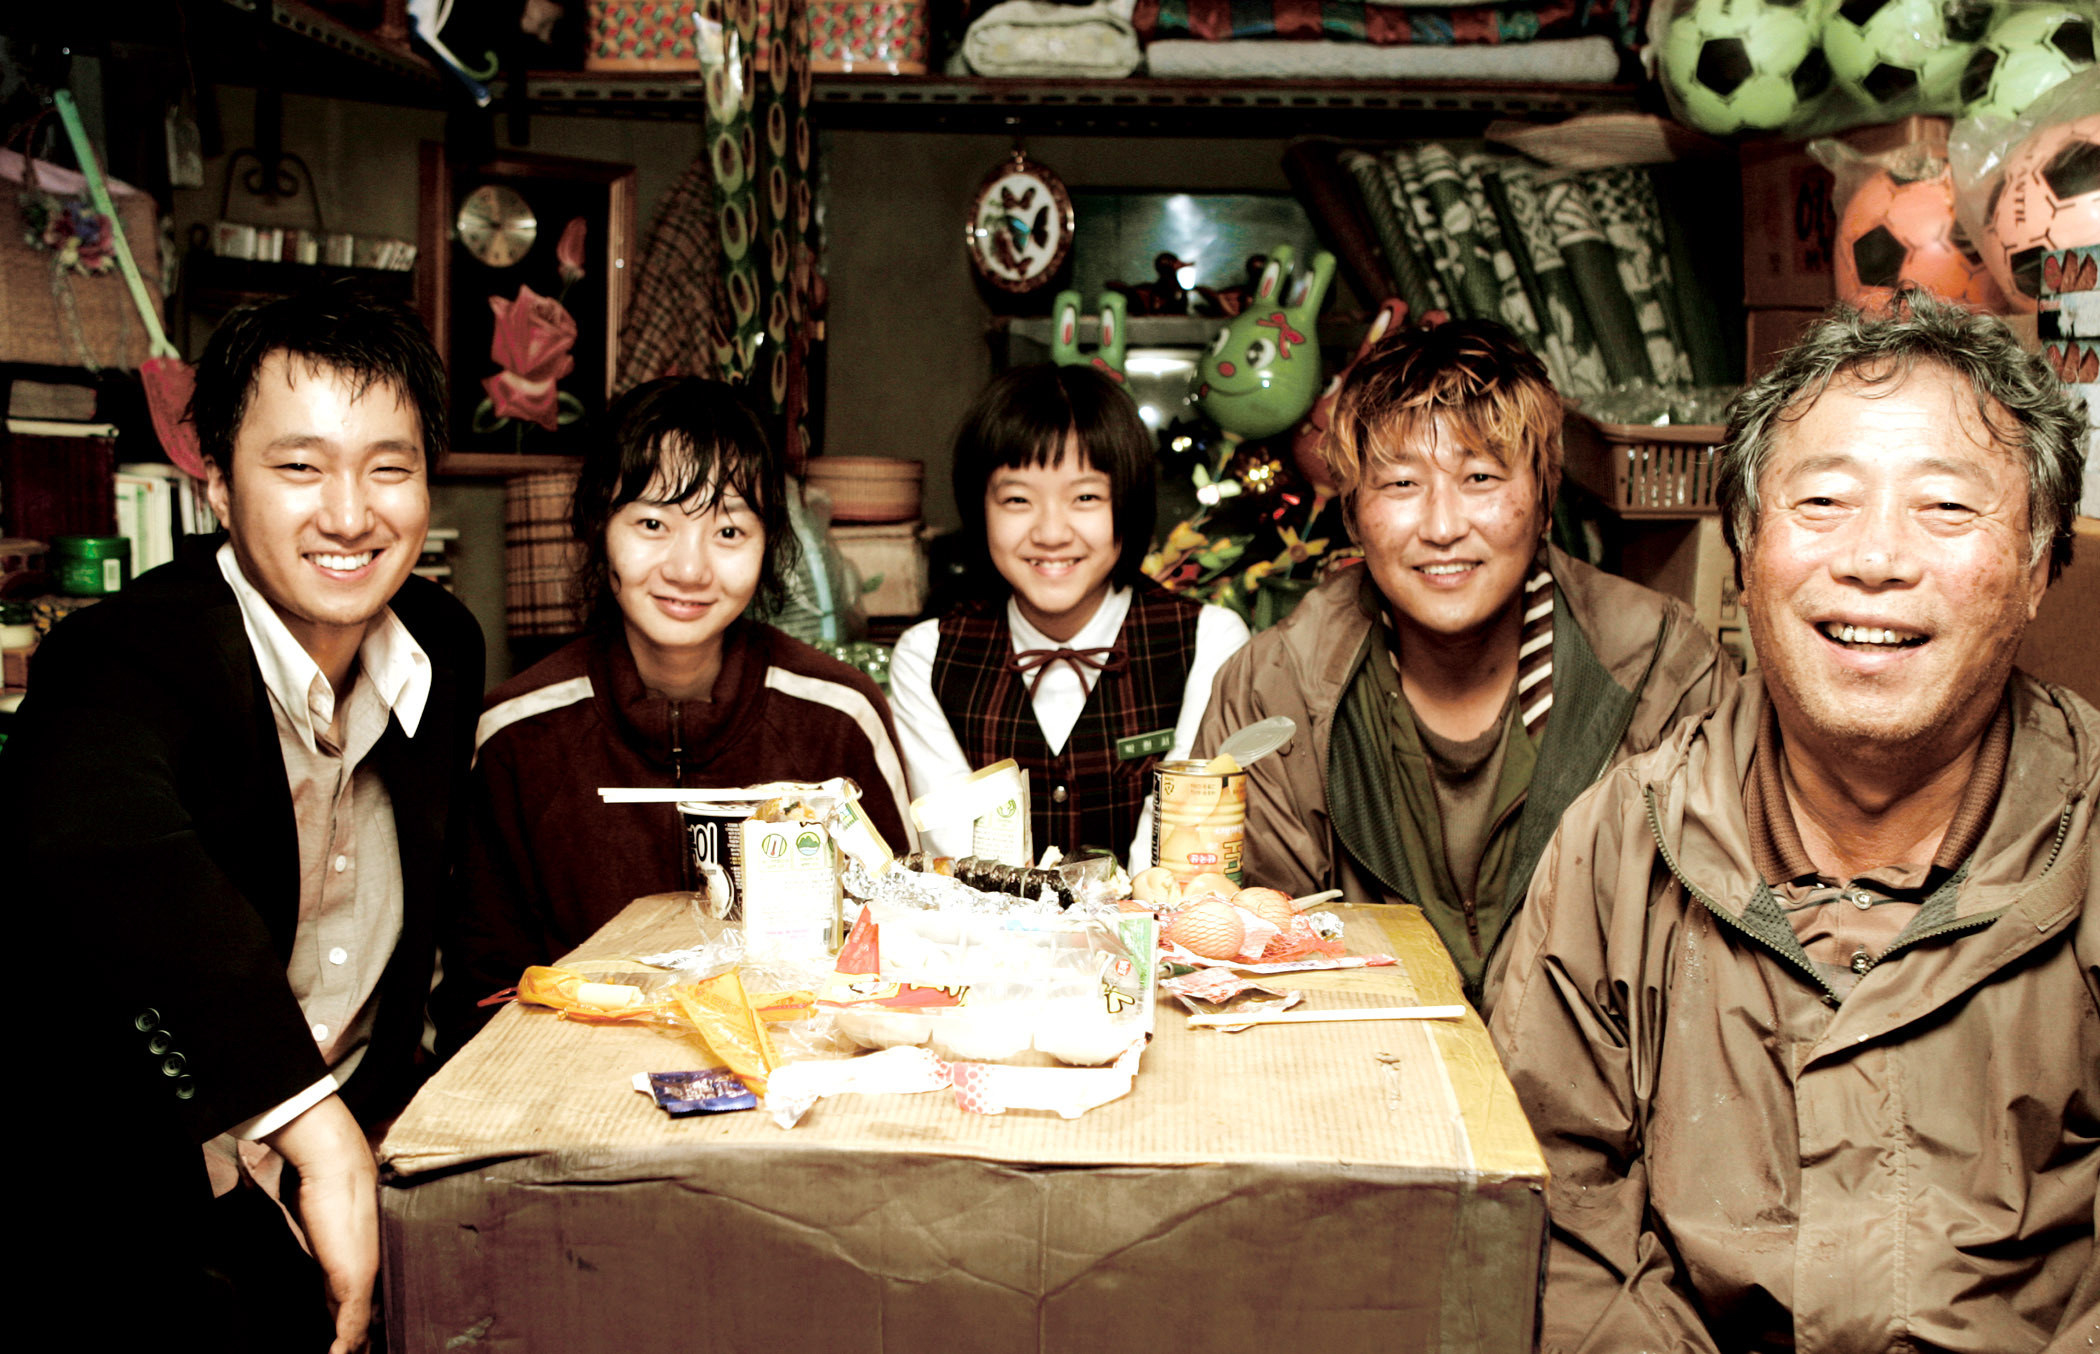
top-left (6, 535), bottom-right (484, 1142)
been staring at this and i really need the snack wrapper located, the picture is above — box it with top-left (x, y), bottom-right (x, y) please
top-left (766, 1045), bottom-right (950, 1128)
top-left (515, 964), bottom-right (795, 1094)
top-left (632, 1068), bottom-right (760, 1116)
top-left (947, 1037), bottom-right (1146, 1118)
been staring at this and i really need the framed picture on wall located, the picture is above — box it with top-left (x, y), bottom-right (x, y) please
top-left (417, 145), bottom-right (636, 475)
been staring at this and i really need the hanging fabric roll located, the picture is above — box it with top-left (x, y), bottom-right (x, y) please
top-left (1487, 163), bottom-right (1611, 400)
top-left (1579, 166), bottom-right (1693, 387)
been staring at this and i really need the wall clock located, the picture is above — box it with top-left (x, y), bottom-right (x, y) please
top-left (965, 149), bottom-right (1074, 293)
top-left (456, 183), bottom-right (538, 268)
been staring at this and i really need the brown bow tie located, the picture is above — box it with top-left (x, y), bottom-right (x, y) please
top-left (1009, 645), bottom-right (1126, 698)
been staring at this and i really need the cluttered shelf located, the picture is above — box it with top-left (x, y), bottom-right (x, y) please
top-left (518, 71), bottom-right (1640, 133)
top-left (203, 0), bottom-right (446, 102)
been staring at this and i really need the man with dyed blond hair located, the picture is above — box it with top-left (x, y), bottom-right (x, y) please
top-left (1195, 319), bottom-right (1733, 1013)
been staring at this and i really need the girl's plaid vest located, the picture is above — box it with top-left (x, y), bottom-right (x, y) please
top-left (929, 582), bottom-right (1203, 859)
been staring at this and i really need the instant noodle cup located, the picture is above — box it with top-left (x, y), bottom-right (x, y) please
top-left (1152, 760), bottom-right (1247, 887)
top-left (679, 799), bottom-right (761, 919)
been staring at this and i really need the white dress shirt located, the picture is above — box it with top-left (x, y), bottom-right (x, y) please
top-left (212, 542), bottom-right (431, 1145)
top-left (889, 585), bottom-right (1250, 867)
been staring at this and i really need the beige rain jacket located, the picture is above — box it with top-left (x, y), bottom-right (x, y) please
top-left (1194, 546), bottom-right (1733, 1013)
top-left (1491, 673), bottom-right (2100, 1353)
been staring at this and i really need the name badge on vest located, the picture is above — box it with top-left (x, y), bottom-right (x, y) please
top-left (1115, 728), bottom-right (1175, 761)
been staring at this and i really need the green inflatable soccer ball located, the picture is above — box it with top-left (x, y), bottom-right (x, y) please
top-left (1665, 0), bottom-right (1835, 135)
top-left (1825, 0), bottom-right (1997, 112)
top-left (1960, 3), bottom-right (2096, 122)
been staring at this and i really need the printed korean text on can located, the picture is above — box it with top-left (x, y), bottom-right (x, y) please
top-left (1152, 759), bottom-right (1246, 886)
top-left (679, 801), bottom-right (758, 919)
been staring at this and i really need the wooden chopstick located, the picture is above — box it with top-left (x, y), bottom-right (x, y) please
top-left (1185, 1004), bottom-right (1466, 1028)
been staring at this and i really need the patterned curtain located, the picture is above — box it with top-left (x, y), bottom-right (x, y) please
top-left (614, 0), bottom-right (819, 473)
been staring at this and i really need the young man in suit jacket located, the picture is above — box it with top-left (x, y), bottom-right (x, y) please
top-left (4, 283), bottom-right (484, 1352)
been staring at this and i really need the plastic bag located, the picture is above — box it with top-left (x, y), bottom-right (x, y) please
top-left (1811, 131), bottom-right (2010, 309)
top-left (1655, 0), bottom-right (2094, 141)
top-left (1951, 67), bottom-right (2100, 309)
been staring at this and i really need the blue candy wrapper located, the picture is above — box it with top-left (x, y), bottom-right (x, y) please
top-left (645, 1068), bottom-right (759, 1116)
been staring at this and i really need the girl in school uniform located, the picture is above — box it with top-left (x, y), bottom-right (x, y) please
top-left (888, 363), bottom-right (1250, 867)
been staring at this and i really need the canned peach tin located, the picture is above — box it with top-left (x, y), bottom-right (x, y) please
top-left (1152, 759), bottom-right (1247, 886)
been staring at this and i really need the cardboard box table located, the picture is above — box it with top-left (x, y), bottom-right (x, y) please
top-left (380, 897), bottom-right (1548, 1353)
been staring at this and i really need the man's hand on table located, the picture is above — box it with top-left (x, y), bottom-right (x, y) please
top-left (264, 1093), bottom-right (378, 1354)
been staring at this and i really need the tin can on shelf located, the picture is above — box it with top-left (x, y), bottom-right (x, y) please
top-left (1152, 759), bottom-right (1247, 887)
top-left (50, 535), bottom-right (130, 596)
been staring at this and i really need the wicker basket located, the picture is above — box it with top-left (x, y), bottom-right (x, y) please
top-left (806, 455), bottom-right (924, 523)
top-left (0, 151), bottom-right (165, 370)
top-left (1583, 419), bottom-right (1726, 517)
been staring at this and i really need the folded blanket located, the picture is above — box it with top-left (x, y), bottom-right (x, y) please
top-left (964, 0), bottom-right (1143, 76)
top-left (1135, 0), bottom-right (1632, 47)
top-left (1142, 35), bottom-right (1621, 79)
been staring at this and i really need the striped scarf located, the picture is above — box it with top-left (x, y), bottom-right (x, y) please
top-left (1515, 555), bottom-right (1554, 738)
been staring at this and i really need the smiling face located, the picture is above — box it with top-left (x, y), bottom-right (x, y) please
top-left (1351, 416), bottom-right (1545, 649)
top-left (204, 351), bottom-right (428, 686)
top-left (605, 470), bottom-right (767, 699)
top-left (983, 434), bottom-right (1120, 642)
top-left (1742, 365), bottom-right (2048, 764)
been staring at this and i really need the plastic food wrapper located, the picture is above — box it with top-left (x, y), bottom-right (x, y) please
top-left (948, 1039), bottom-right (1146, 1118)
top-left (632, 1068), bottom-right (761, 1116)
top-left (842, 856), bottom-right (1063, 918)
top-left (908, 758), bottom-right (1033, 865)
top-left (1952, 69), bottom-right (2100, 311)
top-left (1652, 0), bottom-right (2093, 141)
top-left (666, 970), bottom-right (788, 1094)
top-left (766, 1045), bottom-right (951, 1128)
top-left (1161, 968), bottom-right (1293, 1005)
top-left (1162, 970), bottom-right (1303, 1033)
top-left (892, 848), bottom-right (1127, 911)
top-left (515, 963), bottom-right (799, 1094)
top-left (819, 898), bottom-right (1157, 1067)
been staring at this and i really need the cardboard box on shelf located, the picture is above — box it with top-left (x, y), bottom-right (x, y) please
top-left (2018, 516), bottom-right (2100, 705)
top-left (1740, 116), bottom-right (1951, 309)
top-left (1747, 307), bottom-right (1824, 376)
top-left (830, 519), bottom-right (930, 618)
top-left (381, 896), bottom-right (1548, 1353)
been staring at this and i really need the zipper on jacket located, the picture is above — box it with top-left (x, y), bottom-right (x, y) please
top-left (1855, 798), bottom-right (2078, 977)
top-left (1644, 784), bottom-right (1846, 1007)
top-left (669, 699), bottom-right (691, 892)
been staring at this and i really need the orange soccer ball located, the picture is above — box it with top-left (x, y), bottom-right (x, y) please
top-left (1836, 166), bottom-right (2007, 312)
top-left (1985, 113), bottom-right (2100, 310)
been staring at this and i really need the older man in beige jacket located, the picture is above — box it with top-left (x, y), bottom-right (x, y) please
top-left (1491, 293), bottom-right (2099, 1353)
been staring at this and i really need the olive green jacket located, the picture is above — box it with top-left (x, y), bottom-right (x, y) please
top-left (1491, 673), bottom-right (2099, 1352)
top-left (1193, 546), bottom-right (1734, 1013)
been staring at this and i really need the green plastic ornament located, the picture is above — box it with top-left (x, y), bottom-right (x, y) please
top-left (1196, 246), bottom-right (1334, 442)
top-left (1049, 289), bottom-right (1129, 381)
